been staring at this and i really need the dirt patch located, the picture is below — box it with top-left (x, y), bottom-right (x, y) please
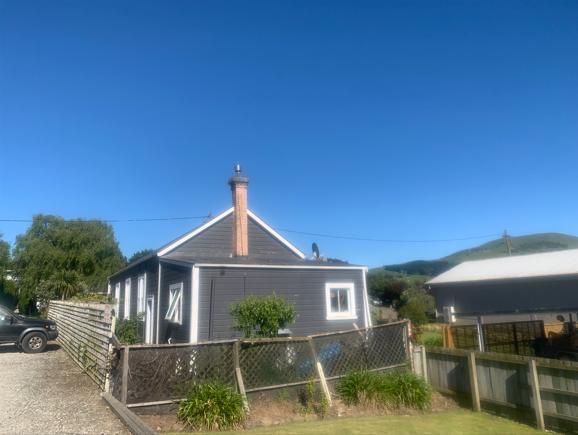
top-left (140, 392), bottom-right (460, 433)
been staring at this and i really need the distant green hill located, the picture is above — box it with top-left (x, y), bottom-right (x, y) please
top-left (380, 233), bottom-right (578, 277)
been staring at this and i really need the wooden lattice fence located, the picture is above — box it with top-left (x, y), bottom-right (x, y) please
top-left (109, 320), bottom-right (410, 407)
top-left (48, 300), bottom-right (115, 390)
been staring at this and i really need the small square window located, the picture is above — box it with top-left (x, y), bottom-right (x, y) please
top-left (325, 283), bottom-right (356, 320)
top-left (165, 283), bottom-right (183, 324)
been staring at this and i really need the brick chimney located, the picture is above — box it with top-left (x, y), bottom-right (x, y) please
top-left (228, 164), bottom-right (249, 257)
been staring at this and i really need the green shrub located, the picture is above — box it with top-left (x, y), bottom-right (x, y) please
top-left (337, 370), bottom-right (431, 410)
top-left (177, 382), bottom-right (246, 431)
top-left (115, 316), bottom-right (143, 345)
top-left (300, 379), bottom-right (329, 418)
top-left (230, 292), bottom-right (295, 338)
top-left (418, 332), bottom-right (443, 347)
top-left (336, 370), bottom-right (382, 405)
top-left (380, 371), bottom-right (431, 410)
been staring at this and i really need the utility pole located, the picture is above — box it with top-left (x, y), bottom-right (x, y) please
top-left (503, 230), bottom-right (512, 256)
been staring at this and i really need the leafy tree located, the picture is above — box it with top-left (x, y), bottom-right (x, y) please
top-left (12, 215), bottom-right (126, 313)
top-left (367, 269), bottom-right (409, 306)
top-left (128, 249), bottom-right (155, 264)
top-left (0, 235), bottom-right (17, 308)
top-left (37, 270), bottom-right (88, 304)
top-left (230, 293), bottom-right (296, 338)
top-left (398, 287), bottom-right (435, 326)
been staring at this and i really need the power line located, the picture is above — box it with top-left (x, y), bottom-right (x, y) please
top-left (276, 228), bottom-right (502, 244)
top-left (0, 215), bottom-right (502, 244)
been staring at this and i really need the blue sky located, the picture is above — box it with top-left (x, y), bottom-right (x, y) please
top-left (1, 1), bottom-right (577, 267)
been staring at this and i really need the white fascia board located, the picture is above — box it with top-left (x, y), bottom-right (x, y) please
top-left (190, 266), bottom-right (200, 344)
top-left (246, 210), bottom-right (306, 259)
top-left (194, 263), bottom-right (367, 270)
top-left (157, 208), bottom-right (234, 256)
top-left (361, 268), bottom-right (371, 328)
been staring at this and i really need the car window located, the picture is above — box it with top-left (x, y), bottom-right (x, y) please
top-left (0, 306), bottom-right (13, 321)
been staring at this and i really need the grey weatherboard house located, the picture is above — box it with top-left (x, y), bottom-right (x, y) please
top-left (108, 167), bottom-right (371, 344)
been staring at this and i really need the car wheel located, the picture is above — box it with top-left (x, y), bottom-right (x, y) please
top-left (21, 332), bottom-right (47, 353)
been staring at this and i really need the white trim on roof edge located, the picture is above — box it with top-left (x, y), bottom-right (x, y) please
top-left (156, 207), bottom-right (307, 259)
top-left (246, 210), bottom-right (306, 259)
top-left (157, 208), bottom-right (234, 256)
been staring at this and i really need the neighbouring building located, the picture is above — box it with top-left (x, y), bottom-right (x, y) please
top-left (427, 249), bottom-right (578, 324)
top-left (108, 166), bottom-right (371, 344)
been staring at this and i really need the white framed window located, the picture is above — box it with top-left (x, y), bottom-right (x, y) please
top-left (137, 274), bottom-right (146, 315)
top-left (325, 282), bottom-right (357, 320)
top-left (124, 278), bottom-right (131, 320)
top-left (114, 283), bottom-right (121, 316)
top-left (165, 283), bottom-right (183, 324)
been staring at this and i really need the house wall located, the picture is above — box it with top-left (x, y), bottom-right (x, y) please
top-left (162, 214), bottom-right (300, 262)
top-left (158, 262), bottom-right (191, 344)
top-left (431, 276), bottom-right (578, 317)
top-left (109, 257), bottom-right (158, 338)
top-left (197, 267), bottom-right (367, 341)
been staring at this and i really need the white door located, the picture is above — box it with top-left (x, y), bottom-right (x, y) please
top-left (145, 296), bottom-right (154, 344)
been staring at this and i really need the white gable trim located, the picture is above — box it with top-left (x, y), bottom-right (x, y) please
top-left (157, 207), bottom-right (306, 259)
top-left (247, 210), bottom-right (306, 259)
top-left (157, 208), bottom-right (234, 256)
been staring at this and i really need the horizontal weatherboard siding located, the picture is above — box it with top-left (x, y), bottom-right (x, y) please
top-left (197, 267), bottom-right (366, 341)
top-left (163, 214), bottom-right (301, 262)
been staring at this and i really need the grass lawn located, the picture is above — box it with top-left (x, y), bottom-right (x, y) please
top-left (184, 410), bottom-right (542, 435)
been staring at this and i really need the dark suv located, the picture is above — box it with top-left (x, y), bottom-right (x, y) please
top-left (0, 305), bottom-right (58, 353)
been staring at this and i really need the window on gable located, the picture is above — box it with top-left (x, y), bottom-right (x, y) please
top-left (137, 274), bottom-right (146, 314)
top-left (325, 282), bottom-right (357, 320)
top-left (165, 283), bottom-right (183, 324)
top-left (124, 278), bottom-right (131, 320)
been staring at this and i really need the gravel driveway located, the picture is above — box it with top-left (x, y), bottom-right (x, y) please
top-left (0, 342), bottom-right (129, 434)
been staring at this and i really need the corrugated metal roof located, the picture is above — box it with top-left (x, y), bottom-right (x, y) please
top-left (427, 249), bottom-right (578, 285)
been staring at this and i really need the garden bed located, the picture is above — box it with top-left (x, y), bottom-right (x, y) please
top-left (139, 391), bottom-right (460, 433)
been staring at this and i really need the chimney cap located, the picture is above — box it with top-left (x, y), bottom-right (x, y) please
top-left (228, 163), bottom-right (249, 186)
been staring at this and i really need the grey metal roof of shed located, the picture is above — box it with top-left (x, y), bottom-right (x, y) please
top-left (427, 248), bottom-right (578, 285)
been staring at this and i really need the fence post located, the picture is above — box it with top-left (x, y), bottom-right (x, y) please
top-left (528, 359), bottom-right (545, 431)
top-left (233, 340), bottom-right (249, 412)
top-left (121, 346), bottom-right (129, 404)
top-left (467, 351), bottom-right (481, 412)
top-left (308, 337), bottom-right (332, 406)
top-left (476, 316), bottom-right (485, 352)
top-left (421, 346), bottom-right (428, 383)
top-left (104, 316), bottom-right (117, 393)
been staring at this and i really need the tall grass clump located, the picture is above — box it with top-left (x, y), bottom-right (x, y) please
top-left (381, 371), bottom-right (431, 410)
top-left (337, 370), bottom-right (431, 410)
top-left (177, 382), bottom-right (246, 430)
top-left (336, 370), bottom-right (382, 405)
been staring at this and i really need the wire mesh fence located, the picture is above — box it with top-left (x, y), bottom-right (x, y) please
top-left (113, 341), bottom-right (237, 405)
top-left (311, 322), bottom-right (408, 379)
top-left (239, 338), bottom-right (316, 391)
top-left (109, 320), bottom-right (410, 406)
top-left (450, 320), bottom-right (546, 356)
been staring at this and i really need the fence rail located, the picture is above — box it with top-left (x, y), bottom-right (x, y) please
top-left (426, 346), bottom-right (578, 433)
top-left (109, 320), bottom-right (410, 408)
top-left (48, 301), bottom-right (115, 390)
